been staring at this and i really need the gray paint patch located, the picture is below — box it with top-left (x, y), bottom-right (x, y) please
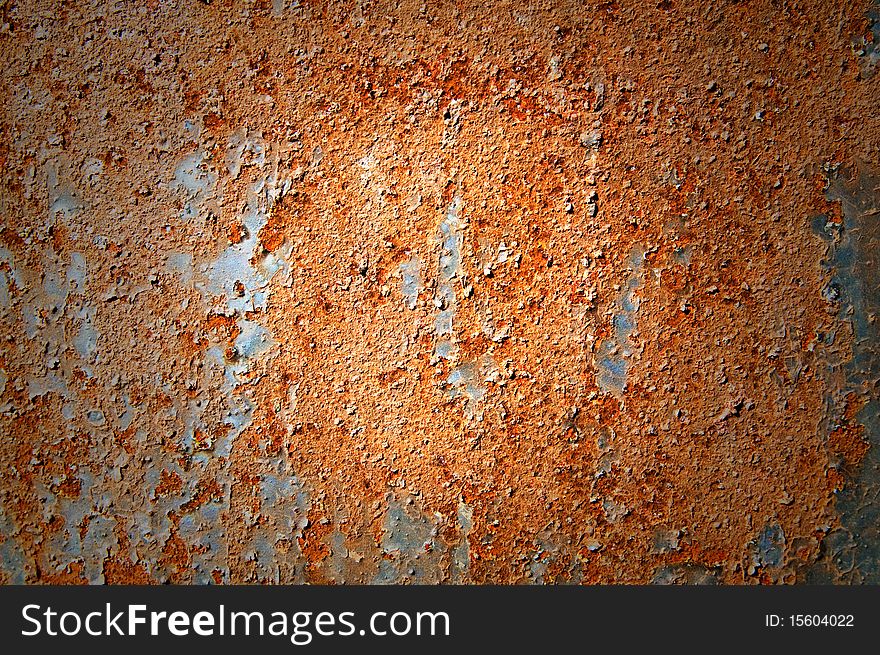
top-left (595, 245), bottom-right (645, 397)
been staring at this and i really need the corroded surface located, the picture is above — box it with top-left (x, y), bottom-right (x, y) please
top-left (1, 0), bottom-right (878, 584)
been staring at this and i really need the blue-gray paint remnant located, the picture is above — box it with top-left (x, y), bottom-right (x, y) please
top-left (750, 522), bottom-right (785, 570)
top-left (854, 2), bottom-right (880, 78)
top-left (0, 508), bottom-right (26, 584)
top-left (173, 150), bottom-right (218, 222)
top-left (651, 528), bottom-right (681, 555)
top-left (595, 245), bottom-right (645, 397)
top-left (433, 195), bottom-right (464, 361)
top-left (447, 358), bottom-right (490, 419)
top-left (528, 529), bottom-right (584, 585)
top-left (240, 460), bottom-right (311, 584)
top-left (34, 470), bottom-right (121, 584)
top-left (451, 502), bottom-right (473, 584)
top-left (651, 563), bottom-right (720, 585)
top-left (325, 530), bottom-right (353, 584)
top-left (399, 255), bottom-right (421, 310)
top-left (808, 166), bottom-right (880, 583)
top-left (374, 495), bottom-right (446, 584)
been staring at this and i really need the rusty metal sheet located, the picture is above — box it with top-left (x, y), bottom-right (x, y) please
top-left (0, 0), bottom-right (878, 585)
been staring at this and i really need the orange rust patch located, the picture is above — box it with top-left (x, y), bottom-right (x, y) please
top-left (154, 469), bottom-right (184, 499)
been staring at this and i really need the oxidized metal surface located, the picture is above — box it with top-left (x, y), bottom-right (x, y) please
top-left (0, 0), bottom-right (878, 584)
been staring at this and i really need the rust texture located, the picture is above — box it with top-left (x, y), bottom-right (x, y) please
top-left (0, 0), bottom-right (878, 584)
